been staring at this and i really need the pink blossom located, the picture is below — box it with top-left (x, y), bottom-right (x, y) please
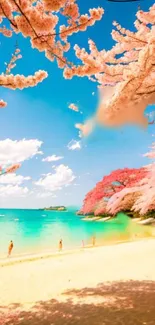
top-left (0, 26), bottom-right (12, 37)
top-left (62, 2), bottom-right (79, 21)
top-left (68, 103), bottom-right (79, 112)
top-left (0, 70), bottom-right (48, 90)
top-left (5, 48), bottom-right (22, 75)
top-left (0, 100), bottom-right (7, 108)
top-left (43, 0), bottom-right (66, 11)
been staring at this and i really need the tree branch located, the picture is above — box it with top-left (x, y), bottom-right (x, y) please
top-left (0, 3), bottom-right (17, 28)
top-left (33, 18), bottom-right (92, 41)
top-left (12, 0), bottom-right (69, 67)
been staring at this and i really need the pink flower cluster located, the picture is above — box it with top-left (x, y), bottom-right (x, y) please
top-left (0, 70), bottom-right (48, 90)
top-left (0, 70), bottom-right (47, 107)
top-left (0, 99), bottom-right (7, 108)
top-left (64, 4), bottom-right (155, 129)
top-left (43, 0), bottom-right (66, 12)
top-left (60, 7), bottom-right (104, 43)
top-left (69, 103), bottom-right (79, 112)
top-left (0, 26), bottom-right (12, 37)
top-left (5, 48), bottom-right (22, 75)
top-left (62, 1), bottom-right (79, 21)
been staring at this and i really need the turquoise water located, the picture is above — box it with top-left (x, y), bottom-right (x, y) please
top-left (0, 208), bottom-right (151, 257)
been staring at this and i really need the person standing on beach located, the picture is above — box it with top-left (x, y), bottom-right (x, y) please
top-left (8, 240), bottom-right (14, 257)
top-left (59, 239), bottom-right (62, 251)
top-left (92, 236), bottom-right (96, 247)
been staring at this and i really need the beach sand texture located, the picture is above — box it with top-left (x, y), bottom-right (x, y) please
top-left (0, 239), bottom-right (155, 324)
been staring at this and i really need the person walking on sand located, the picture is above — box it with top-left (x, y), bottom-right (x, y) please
top-left (8, 240), bottom-right (13, 257)
top-left (59, 239), bottom-right (62, 251)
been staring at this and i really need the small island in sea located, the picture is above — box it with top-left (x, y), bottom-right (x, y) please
top-left (40, 206), bottom-right (67, 211)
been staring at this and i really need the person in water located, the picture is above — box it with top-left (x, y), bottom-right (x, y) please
top-left (8, 240), bottom-right (13, 257)
top-left (59, 239), bottom-right (62, 251)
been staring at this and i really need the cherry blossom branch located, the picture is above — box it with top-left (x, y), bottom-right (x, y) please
top-left (0, 71), bottom-right (48, 90)
top-left (66, 4), bottom-right (155, 129)
top-left (33, 19), bottom-right (93, 41)
top-left (0, 71), bottom-right (48, 107)
top-left (10, 0), bottom-right (103, 68)
top-left (13, 0), bottom-right (38, 37)
top-left (11, 0), bottom-right (69, 66)
top-left (0, 2), bottom-right (17, 29)
top-left (5, 47), bottom-right (22, 74)
top-left (137, 90), bottom-right (155, 96)
top-left (0, 1), bottom-right (104, 108)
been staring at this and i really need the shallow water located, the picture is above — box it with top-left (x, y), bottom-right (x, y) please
top-left (0, 208), bottom-right (154, 257)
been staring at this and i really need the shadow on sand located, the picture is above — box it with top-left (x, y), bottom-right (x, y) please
top-left (1, 280), bottom-right (155, 325)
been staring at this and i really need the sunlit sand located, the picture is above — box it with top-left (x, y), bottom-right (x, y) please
top-left (0, 238), bottom-right (155, 307)
top-left (1, 238), bottom-right (155, 324)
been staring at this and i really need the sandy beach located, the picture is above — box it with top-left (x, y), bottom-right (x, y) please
top-left (0, 238), bottom-right (155, 324)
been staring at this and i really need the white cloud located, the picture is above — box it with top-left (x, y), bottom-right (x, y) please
top-left (35, 164), bottom-right (75, 192)
top-left (67, 140), bottom-right (81, 151)
top-left (0, 139), bottom-right (43, 164)
top-left (42, 155), bottom-right (64, 162)
top-left (36, 192), bottom-right (57, 198)
top-left (0, 173), bottom-right (31, 185)
top-left (0, 185), bottom-right (29, 197)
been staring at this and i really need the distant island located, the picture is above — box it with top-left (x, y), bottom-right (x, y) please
top-left (40, 206), bottom-right (67, 211)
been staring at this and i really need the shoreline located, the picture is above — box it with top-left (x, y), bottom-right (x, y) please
top-left (1, 235), bottom-right (154, 267)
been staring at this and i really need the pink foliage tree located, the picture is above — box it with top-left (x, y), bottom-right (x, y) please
top-left (80, 167), bottom-right (147, 215)
top-left (64, 3), bottom-right (155, 130)
top-left (106, 143), bottom-right (155, 216)
top-left (132, 145), bottom-right (155, 215)
top-left (106, 187), bottom-right (141, 215)
top-left (0, 0), bottom-right (103, 107)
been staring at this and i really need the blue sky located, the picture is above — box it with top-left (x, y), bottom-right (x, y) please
top-left (0, 0), bottom-right (154, 209)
